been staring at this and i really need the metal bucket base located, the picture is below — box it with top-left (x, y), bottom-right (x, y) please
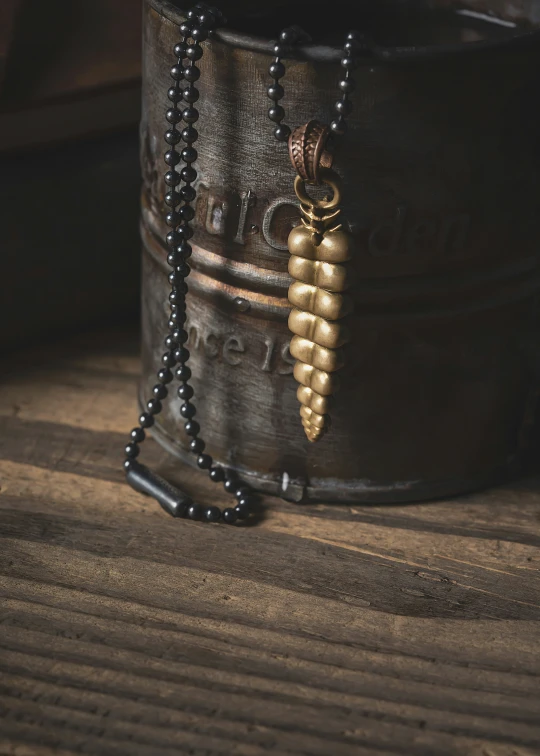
top-left (143, 392), bottom-right (516, 505)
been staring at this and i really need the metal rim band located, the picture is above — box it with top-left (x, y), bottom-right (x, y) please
top-left (150, 0), bottom-right (540, 63)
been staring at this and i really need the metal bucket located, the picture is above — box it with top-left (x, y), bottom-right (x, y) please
top-left (140, 0), bottom-right (540, 502)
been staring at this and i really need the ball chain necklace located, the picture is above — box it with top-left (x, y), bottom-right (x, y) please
top-left (124, 3), bottom-right (357, 523)
top-left (268, 25), bottom-right (358, 442)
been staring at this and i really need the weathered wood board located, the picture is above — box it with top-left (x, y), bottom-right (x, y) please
top-left (0, 327), bottom-right (539, 755)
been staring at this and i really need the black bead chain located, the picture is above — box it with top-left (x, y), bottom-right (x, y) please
top-left (268, 27), bottom-right (362, 141)
top-left (124, 3), bottom-right (253, 525)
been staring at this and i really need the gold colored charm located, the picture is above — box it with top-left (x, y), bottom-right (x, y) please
top-left (287, 167), bottom-right (354, 442)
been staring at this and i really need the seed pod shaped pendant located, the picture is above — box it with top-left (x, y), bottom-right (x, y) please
top-left (287, 168), bottom-right (354, 442)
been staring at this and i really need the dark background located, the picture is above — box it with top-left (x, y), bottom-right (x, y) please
top-left (0, 0), bottom-right (143, 351)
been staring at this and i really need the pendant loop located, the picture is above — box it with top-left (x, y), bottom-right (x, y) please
top-left (294, 168), bottom-right (342, 210)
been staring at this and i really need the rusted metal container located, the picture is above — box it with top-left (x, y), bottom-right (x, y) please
top-left (140, 0), bottom-right (540, 502)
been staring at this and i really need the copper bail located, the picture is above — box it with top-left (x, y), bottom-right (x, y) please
top-left (288, 120), bottom-right (334, 185)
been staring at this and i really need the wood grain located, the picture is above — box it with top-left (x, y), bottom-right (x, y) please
top-left (0, 327), bottom-right (539, 755)
top-left (0, 0), bottom-right (141, 151)
top-left (1, 0), bottom-right (141, 105)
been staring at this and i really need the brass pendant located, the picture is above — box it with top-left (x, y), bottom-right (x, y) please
top-left (287, 168), bottom-right (354, 442)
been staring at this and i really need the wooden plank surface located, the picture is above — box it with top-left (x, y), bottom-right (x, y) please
top-left (1, 0), bottom-right (141, 105)
top-left (0, 0), bottom-right (142, 151)
top-left (0, 326), bottom-right (539, 755)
